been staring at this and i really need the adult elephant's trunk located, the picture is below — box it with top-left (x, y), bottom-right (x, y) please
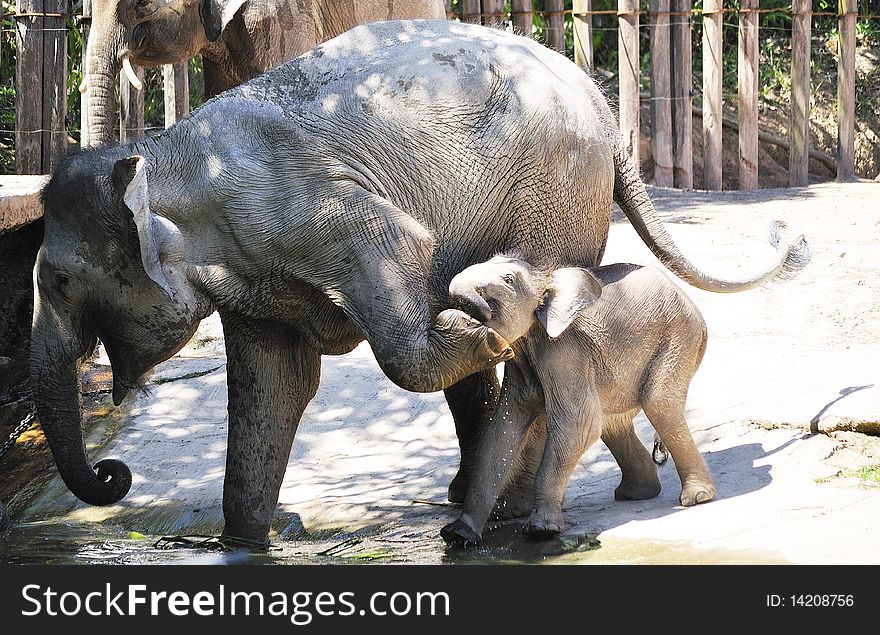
top-left (81, 21), bottom-right (125, 147)
top-left (611, 142), bottom-right (811, 292)
top-left (30, 301), bottom-right (131, 506)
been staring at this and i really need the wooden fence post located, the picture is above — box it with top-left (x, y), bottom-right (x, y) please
top-left (43, 0), bottom-right (67, 171)
top-left (163, 63), bottom-right (189, 128)
top-left (15, 0), bottom-right (67, 174)
top-left (545, 0), bottom-right (565, 53)
top-left (837, 0), bottom-right (857, 182)
top-left (481, 0), bottom-right (504, 26)
top-left (573, 0), bottom-right (593, 70)
top-left (618, 0), bottom-right (639, 168)
top-left (80, 0), bottom-right (92, 149)
top-left (15, 0), bottom-right (43, 174)
top-left (789, 0), bottom-right (811, 186)
top-left (738, 0), bottom-right (759, 190)
top-left (671, 0), bottom-right (692, 189)
top-left (510, 0), bottom-right (532, 36)
top-left (119, 67), bottom-right (144, 143)
top-left (702, 0), bottom-right (722, 190)
top-left (650, 0), bottom-right (673, 186)
top-left (462, 0), bottom-right (481, 24)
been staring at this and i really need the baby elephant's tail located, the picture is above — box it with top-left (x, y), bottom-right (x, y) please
top-left (652, 435), bottom-right (669, 467)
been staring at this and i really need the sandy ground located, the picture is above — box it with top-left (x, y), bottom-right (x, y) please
top-left (5, 181), bottom-right (879, 565)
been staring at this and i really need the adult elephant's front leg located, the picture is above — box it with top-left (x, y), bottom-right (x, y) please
top-left (220, 312), bottom-right (321, 543)
top-left (444, 369), bottom-right (501, 503)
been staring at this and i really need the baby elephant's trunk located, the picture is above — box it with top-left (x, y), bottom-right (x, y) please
top-left (448, 276), bottom-right (492, 322)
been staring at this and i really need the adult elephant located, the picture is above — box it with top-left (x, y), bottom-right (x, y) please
top-left (80, 0), bottom-right (447, 145)
top-left (34, 20), bottom-right (807, 543)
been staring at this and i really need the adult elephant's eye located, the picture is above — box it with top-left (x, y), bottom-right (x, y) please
top-left (55, 272), bottom-right (71, 289)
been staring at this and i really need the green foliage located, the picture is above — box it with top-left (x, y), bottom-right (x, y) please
top-left (816, 465), bottom-right (880, 488)
top-left (66, 17), bottom-right (84, 141)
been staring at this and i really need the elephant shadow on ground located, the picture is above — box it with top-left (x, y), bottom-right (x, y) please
top-left (437, 437), bottom-right (790, 562)
top-left (282, 349), bottom-right (799, 561)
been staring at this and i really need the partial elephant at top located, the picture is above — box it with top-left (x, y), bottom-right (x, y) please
top-left (80, 0), bottom-right (447, 146)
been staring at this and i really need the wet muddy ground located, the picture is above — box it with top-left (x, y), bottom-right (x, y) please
top-left (1, 182), bottom-right (878, 565)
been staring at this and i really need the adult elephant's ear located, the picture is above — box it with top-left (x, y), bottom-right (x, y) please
top-left (113, 156), bottom-right (176, 300)
top-left (200, 0), bottom-right (248, 42)
top-left (536, 268), bottom-right (603, 339)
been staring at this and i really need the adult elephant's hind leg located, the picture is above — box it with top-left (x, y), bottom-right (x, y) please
top-left (220, 312), bottom-right (321, 543)
top-left (444, 368), bottom-right (500, 503)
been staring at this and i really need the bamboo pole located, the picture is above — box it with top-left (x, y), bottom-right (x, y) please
top-left (702, 0), bottom-right (723, 189)
top-left (649, 0), bottom-right (673, 186)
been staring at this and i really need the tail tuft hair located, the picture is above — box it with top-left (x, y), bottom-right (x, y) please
top-left (767, 220), bottom-right (812, 282)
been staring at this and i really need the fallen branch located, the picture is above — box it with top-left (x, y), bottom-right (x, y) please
top-left (411, 499), bottom-right (460, 508)
top-left (810, 416), bottom-right (880, 437)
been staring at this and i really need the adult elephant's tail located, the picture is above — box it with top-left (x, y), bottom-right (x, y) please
top-left (611, 141), bottom-right (811, 292)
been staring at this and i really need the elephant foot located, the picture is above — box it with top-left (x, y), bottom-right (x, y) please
top-left (491, 491), bottom-right (533, 520)
top-left (0, 500), bottom-right (9, 533)
top-left (221, 523), bottom-right (272, 549)
top-left (440, 517), bottom-right (482, 548)
top-left (679, 479), bottom-right (717, 507)
top-left (447, 471), bottom-right (468, 504)
top-left (523, 510), bottom-right (564, 539)
top-left (614, 476), bottom-right (662, 501)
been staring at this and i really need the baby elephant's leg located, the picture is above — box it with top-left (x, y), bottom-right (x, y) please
top-left (527, 392), bottom-right (603, 537)
top-left (440, 363), bottom-right (541, 546)
top-left (495, 415), bottom-right (546, 519)
top-left (642, 384), bottom-right (716, 507)
top-left (602, 410), bottom-right (661, 501)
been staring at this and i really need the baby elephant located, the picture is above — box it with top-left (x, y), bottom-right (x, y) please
top-left (440, 255), bottom-right (716, 546)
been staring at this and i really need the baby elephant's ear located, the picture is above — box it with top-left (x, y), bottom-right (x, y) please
top-left (536, 268), bottom-right (602, 339)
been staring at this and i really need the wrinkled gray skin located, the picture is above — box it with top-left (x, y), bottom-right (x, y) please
top-left (441, 257), bottom-right (718, 546)
top-left (34, 20), bottom-right (807, 544)
top-left (82, 0), bottom-right (446, 145)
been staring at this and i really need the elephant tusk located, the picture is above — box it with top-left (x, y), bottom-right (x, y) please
top-left (121, 56), bottom-right (143, 90)
top-left (79, 78), bottom-right (88, 94)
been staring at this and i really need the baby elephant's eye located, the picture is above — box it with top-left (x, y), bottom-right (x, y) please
top-left (501, 273), bottom-right (516, 285)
